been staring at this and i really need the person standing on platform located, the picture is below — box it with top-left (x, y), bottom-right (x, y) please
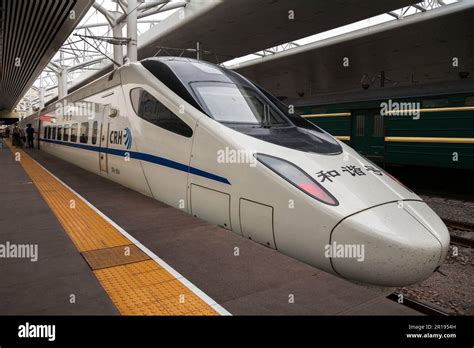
top-left (12, 124), bottom-right (21, 147)
top-left (26, 124), bottom-right (35, 148)
top-left (4, 127), bottom-right (10, 139)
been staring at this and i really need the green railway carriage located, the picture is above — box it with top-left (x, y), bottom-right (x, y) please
top-left (297, 93), bottom-right (474, 170)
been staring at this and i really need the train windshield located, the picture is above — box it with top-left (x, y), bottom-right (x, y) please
top-left (190, 81), bottom-right (290, 126)
top-left (142, 57), bottom-right (343, 154)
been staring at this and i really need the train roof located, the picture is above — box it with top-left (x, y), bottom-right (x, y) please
top-left (140, 57), bottom-right (254, 113)
top-left (142, 56), bottom-right (241, 86)
top-left (42, 57), bottom-right (235, 112)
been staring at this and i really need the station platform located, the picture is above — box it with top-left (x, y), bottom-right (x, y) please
top-left (0, 140), bottom-right (420, 315)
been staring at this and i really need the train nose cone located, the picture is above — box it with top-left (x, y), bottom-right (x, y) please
top-left (329, 201), bottom-right (450, 286)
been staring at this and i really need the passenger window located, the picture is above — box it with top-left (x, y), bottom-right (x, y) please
top-left (57, 127), bottom-right (62, 141)
top-left (373, 114), bottom-right (384, 137)
top-left (43, 126), bottom-right (47, 138)
top-left (422, 99), bottom-right (448, 108)
top-left (130, 88), bottom-right (193, 137)
top-left (80, 122), bottom-right (89, 143)
top-left (47, 126), bottom-right (51, 139)
top-left (91, 121), bottom-right (98, 145)
top-left (63, 125), bottom-right (70, 142)
top-left (465, 96), bottom-right (474, 106)
top-left (71, 124), bottom-right (78, 142)
top-left (52, 127), bottom-right (57, 140)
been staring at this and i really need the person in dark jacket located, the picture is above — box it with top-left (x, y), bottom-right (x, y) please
top-left (12, 124), bottom-right (21, 147)
top-left (26, 124), bottom-right (35, 148)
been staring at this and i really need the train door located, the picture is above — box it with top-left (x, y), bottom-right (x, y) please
top-left (124, 86), bottom-right (196, 210)
top-left (351, 109), bottom-right (385, 161)
top-left (98, 109), bottom-right (109, 173)
top-left (37, 119), bottom-right (41, 149)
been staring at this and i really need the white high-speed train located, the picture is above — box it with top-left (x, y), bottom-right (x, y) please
top-left (21, 57), bottom-right (450, 286)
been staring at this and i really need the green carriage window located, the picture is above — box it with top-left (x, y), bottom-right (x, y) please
top-left (465, 96), bottom-right (474, 106)
top-left (373, 114), bottom-right (384, 137)
top-left (422, 99), bottom-right (449, 108)
top-left (355, 115), bottom-right (365, 136)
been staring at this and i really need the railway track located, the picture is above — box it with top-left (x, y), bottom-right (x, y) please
top-left (387, 292), bottom-right (451, 316)
top-left (450, 235), bottom-right (474, 248)
top-left (443, 219), bottom-right (474, 232)
top-left (443, 219), bottom-right (474, 248)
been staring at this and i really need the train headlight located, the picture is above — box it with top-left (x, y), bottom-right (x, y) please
top-left (256, 154), bottom-right (338, 206)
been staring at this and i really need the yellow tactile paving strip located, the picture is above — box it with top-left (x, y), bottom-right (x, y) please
top-left (6, 141), bottom-right (218, 316)
top-left (95, 261), bottom-right (218, 316)
top-left (6, 145), bottom-right (129, 252)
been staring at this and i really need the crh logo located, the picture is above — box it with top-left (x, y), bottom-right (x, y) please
top-left (124, 127), bottom-right (132, 150)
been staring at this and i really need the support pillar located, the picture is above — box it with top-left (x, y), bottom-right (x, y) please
top-left (57, 68), bottom-right (68, 99)
top-left (127, 0), bottom-right (138, 62)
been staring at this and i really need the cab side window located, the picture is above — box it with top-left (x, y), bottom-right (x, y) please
top-left (130, 88), bottom-right (193, 137)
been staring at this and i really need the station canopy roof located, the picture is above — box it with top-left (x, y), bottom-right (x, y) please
top-left (138, 0), bottom-right (419, 62)
top-left (231, 1), bottom-right (474, 105)
top-left (68, 0), bottom-right (419, 94)
top-left (0, 0), bottom-right (93, 112)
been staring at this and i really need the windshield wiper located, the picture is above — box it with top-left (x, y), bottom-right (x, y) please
top-left (260, 104), bottom-right (272, 128)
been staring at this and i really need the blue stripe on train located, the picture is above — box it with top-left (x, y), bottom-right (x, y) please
top-left (39, 138), bottom-right (231, 185)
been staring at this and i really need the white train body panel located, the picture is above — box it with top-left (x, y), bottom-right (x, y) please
top-left (20, 58), bottom-right (450, 286)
